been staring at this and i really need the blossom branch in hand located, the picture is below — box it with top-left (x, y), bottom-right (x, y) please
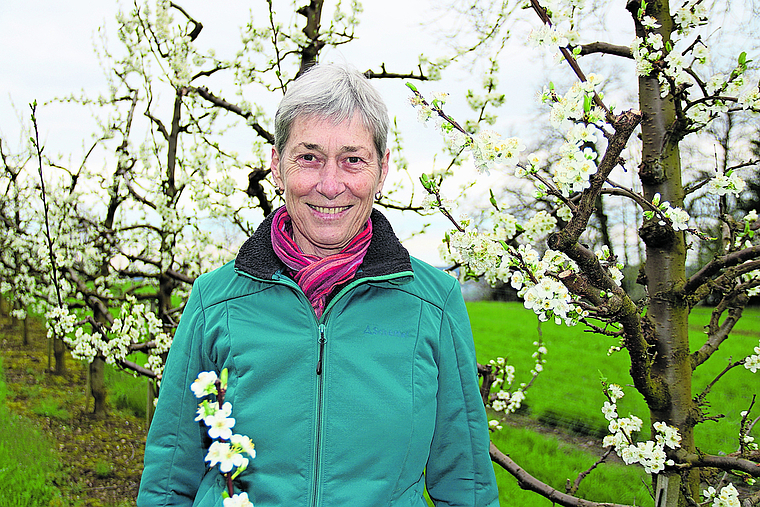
top-left (191, 369), bottom-right (256, 506)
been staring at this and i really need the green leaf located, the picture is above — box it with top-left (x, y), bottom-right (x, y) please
top-left (420, 174), bottom-right (435, 191)
top-left (637, 0), bottom-right (647, 19)
top-left (220, 368), bottom-right (229, 389)
top-left (583, 94), bottom-right (592, 113)
top-left (489, 189), bottom-right (499, 210)
top-left (739, 52), bottom-right (747, 66)
top-left (231, 462), bottom-right (248, 481)
top-left (405, 82), bottom-right (418, 92)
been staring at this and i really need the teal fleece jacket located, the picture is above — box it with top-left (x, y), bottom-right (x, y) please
top-left (137, 208), bottom-right (499, 507)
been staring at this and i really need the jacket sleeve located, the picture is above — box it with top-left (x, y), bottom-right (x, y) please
top-left (137, 279), bottom-right (216, 506)
top-left (425, 281), bottom-right (500, 506)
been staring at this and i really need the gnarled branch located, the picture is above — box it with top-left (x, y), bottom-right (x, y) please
top-left (681, 453), bottom-right (760, 477)
top-left (683, 246), bottom-right (760, 299)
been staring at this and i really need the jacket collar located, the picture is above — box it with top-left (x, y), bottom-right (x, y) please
top-left (235, 206), bottom-right (413, 281)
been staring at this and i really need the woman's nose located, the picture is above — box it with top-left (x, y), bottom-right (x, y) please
top-left (316, 160), bottom-right (345, 199)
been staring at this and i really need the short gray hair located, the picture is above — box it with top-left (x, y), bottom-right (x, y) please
top-left (274, 64), bottom-right (389, 161)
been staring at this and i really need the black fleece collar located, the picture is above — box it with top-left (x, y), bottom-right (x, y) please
top-left (235, 206), bottom-right (413, 281)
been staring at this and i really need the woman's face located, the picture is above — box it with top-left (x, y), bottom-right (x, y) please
top-left (271, 114), bottom-right (389, 258)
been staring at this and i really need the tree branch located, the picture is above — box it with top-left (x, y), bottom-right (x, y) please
top-left (191, 86), bottom-right (275, 145)
top-left (692, 303), bottom-right (745, 368)
top-left (528, 0), bottom-right (612, 119)
top-left (489, 442), bottom-right (634, 507)
top-left (683, 245), bottom-right (760, 298)
top-left (118, 358), bottom-right (158, 378)
top-left (681, 453), bottom-right (760, 477)
top-left (548, 110), bottom-right (670, 409)
top-left (296, 0), bottom-right (325, 76)
top-left (166, 268), bottom-right (196, 285)
top-left (144, 110), bottom-right (170, 141)
top-left (567, 448), bottom-right (615, 495)
top-left (169, 2), bottom-right (203, 41)
top-left (693, 358), bottom-right (746, 406)
top-left (578, 42), bottom-right (633, 59)
top-left (363, 63), bottom-right (429, 81)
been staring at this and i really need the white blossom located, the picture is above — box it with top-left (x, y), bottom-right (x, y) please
top-left (205, 441), bottom-right (248, 473)
top-left (230, 433), bottom-right (257, 460)
top-left (524, 211), bottom-right (557, 242)
top-left (602, 401), bottom-right (618, 421)
top-left (745, 343), bottom-right (760, 373)
top-left (710, 483), bottom-right (740, 507)
top-left (223, 492), bottom-right (254, 507)
top-left (707, 171), bottom-right (746, 197)
top-left (602, 385), bottom-right (679, 475)
top-left (608, 384), bottom-right (624, 401)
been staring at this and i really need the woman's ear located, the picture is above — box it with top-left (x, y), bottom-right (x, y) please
top-left (270, 146), bottom-right (283, 189)
top-left (377, 148), bottom-right (390, 193)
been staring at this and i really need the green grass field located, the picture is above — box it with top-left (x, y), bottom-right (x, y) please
top-left (468, 301), bottom-right (760, 451)
top-left (0, 359), bottom-right (64, 507)
top-left (467, 301), bottom-right (760, 506)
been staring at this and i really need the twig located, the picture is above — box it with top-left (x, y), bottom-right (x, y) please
top-left (567, 448), bottom-right (615, 495)
top-left (29, 103), bottom-right (63, 308)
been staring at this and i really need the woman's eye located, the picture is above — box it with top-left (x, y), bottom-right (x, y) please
top-left (346, 156), bottom-right (362, 164)
top-left (302, 154), bottom-right (316, 162)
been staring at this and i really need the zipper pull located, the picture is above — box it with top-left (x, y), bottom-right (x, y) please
top-left (316, 324), bottom-right (326, 375)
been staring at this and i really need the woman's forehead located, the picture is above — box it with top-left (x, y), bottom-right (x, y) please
top-left (286, 114), bottom-right (374, 151)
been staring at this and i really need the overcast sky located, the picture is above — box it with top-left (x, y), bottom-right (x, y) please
top-left (0, 1), bottom-right (557, 265)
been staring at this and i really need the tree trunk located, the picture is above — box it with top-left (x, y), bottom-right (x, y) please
top-left (11, 302), bottom-right (19, 329)
top-left (0, 295), bottom-right (8, 327)
top-left (147, 380), bottom-right (157, 428)
top-left (53, 336), bottom-right (66, 375)
top-left (90, 357), bottom-right (107, 419)
top-left (22, 316), bottom-right (29, 346)
top-left (633, 1), bottom-right (699, 504)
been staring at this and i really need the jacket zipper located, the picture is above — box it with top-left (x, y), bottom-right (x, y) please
top-left (312, 323), bottom-right (327, 507)
top-left (316, 324), bottom-right (326, 375)
top-left (233, 268), bottom-right (414, 505)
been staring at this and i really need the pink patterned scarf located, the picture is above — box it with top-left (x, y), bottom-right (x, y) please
top-left (270, 207), bottom-right (373, 318)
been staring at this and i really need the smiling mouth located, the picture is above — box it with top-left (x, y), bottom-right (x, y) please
top-left (309, 205), bottom-right (352, 215)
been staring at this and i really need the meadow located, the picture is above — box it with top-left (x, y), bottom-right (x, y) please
top-left (469, 301), bottom-right (760, 506)
top-left (0, 301), bottom-right (757, 506)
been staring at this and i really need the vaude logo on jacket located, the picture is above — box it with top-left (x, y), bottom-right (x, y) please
top-left (363, 325), bottom-right (408, 338)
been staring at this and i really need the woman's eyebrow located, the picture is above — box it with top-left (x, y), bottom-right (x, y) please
top-left (298, 142), bottom-right (369, 154)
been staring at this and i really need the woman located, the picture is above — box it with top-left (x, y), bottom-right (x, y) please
top-left (137, 63), bottom-right (500, 507)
